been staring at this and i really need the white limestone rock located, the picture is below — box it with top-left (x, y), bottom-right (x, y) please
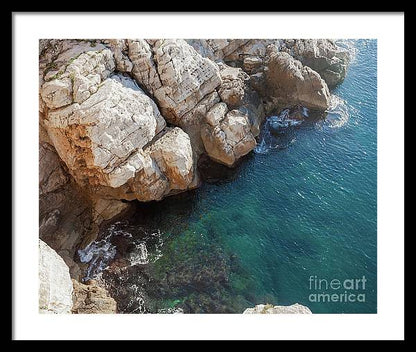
top-left (45, 75), bottom-right (166, 189)
top-left (40, 41), bottom-right (115, 109)
top-left (201, 109), bottom-right (256, 167)
top-left (243, 303), bottom-right (312, 314)
top-left (39, 239), bottom-right (73, 314)
top-left (128, 39), bottom-right (222, 124)
top-left (148, 127), bottom-right (194, 190)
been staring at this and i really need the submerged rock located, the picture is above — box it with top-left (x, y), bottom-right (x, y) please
top-left (268, 106), bottom-right (306, 135)
top-left (243, 303), bottom-right (312, 314)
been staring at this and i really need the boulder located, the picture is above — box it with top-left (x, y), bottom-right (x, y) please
top-left (104, 39), bottom-right (133, 73)
top-left (147, 127), bottom-right (194, 190)
top-left (125, 127), bottom-right (195, 201)
top-left (128, 39), bottom-right (163, 96)
top-left (243, 303), bottom-right (312, 314)
top-left (40, 41), bottom-right (115, 109)
top-left (39, 240), bottom-right (73, 313)
top-left (218, 65), bottom-right (248, 108)
top-left (201, 109), bottom-right (256, 167)
top-left (264, 49), bottom-right (331, 111)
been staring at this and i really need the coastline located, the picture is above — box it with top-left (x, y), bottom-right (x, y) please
top-left (38, 39), bottom-right (377, 314)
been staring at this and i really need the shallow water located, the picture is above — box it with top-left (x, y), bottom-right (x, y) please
top-left (81, 39), bottom-right (377, 313)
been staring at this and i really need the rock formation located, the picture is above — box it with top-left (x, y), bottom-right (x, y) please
top-left (186, 39), bottom-right (278, 66)
top-left (281, 39), bottom-right (350, 87)
top-left (201, 108), bottom-right (256, 166)
top-left (243, 303), bottom-right (312, 314)
top-left (262, 47), bottom-right (331, 112)
top-left (187, 39), bottom-right (340, 114)
top-left (71, 279), bottom-right (117, 314)
top-left (39, 39), bottom-right (262, 205)
top-left (39, 139), bottom-right (95, 280)
top-left (126, 39), bottom-right (261, 166)
top-left (39, 239), bottom-right (117, 314)
top-left (39, 239), bottom-right (73, 313)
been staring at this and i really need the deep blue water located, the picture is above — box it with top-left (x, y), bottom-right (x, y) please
top-left (82, 40), bottom-right (377, 313)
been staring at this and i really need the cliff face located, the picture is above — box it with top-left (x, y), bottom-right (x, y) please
top-left (39, 39), bottom-right (349, 313)
top-left (39, 39), bottom-right (347, 203)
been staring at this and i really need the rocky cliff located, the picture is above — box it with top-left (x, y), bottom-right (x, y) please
top-left (39, 39), bottom-right (349, 313)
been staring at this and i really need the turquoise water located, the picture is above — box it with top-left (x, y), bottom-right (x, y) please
top-left (84, 40), bottom-right (377, 313)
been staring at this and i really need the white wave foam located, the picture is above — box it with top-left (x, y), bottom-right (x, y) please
top-left (149, 230), bottom-right (164, 263)
top-left (129, 242), bottom-right (149, 265)
top-left (78, 238), bottom-right (116, 281)
top-left (78, 223), bottom-right (132, 281)
top-left (158, 307), bottom-right (184, 314)
top-left (125, 284), bottom-right (147, 313)
top-left (322, 95), bottom-right (350, 129)
top-left (78, 223), bottom-right (165, 281)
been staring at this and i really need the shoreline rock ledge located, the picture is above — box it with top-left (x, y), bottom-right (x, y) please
top-left (243, 303), bottom-right (312, 314)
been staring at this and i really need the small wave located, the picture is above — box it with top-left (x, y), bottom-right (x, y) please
top-left (327, 95), bottom-right (349, 127)
top-left (297, 190), bottom-right (306, 199)
top-left (316, 94), bottom-right (352, 130)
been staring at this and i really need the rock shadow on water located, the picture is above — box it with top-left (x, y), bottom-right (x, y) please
top-left (77, 188), bottom-right (259, 313)
top-left (197, 153), bottom-right (255, 185)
